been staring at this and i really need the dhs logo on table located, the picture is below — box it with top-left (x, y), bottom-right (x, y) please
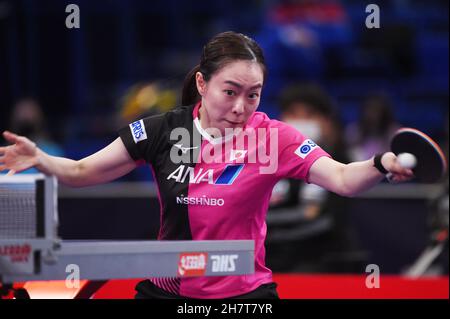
top-left (129, 119), bottom-right (147, 143)
top-left (211, 254), bottom-right (238, 273)
top-left (294, 139), bottom-right (318, 159)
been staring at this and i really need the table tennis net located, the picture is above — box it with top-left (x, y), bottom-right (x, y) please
top-left (0, 177), bottom-right (44, 239)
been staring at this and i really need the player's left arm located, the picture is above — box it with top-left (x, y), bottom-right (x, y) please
top-left (308, 152), bottom-right (414, 197)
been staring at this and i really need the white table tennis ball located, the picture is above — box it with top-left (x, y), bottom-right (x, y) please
top-left (397, 153), bottom-right (417, 169)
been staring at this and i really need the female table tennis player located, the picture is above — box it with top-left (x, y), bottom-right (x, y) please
top-left (0, 31), bottom-right (414, 299)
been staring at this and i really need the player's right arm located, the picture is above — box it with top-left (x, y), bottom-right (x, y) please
top-left (0, 131), bottom-right (137, 187)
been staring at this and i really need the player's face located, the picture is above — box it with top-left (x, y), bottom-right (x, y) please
top-left (197, 60), bottom-right (264, 134)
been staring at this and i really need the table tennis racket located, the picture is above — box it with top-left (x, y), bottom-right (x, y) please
top-left (389, 128), bottom-right (447, 183)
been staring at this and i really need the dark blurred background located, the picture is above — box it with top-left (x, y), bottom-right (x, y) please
top-left (1, 0), bottom-right (448, 146)
top-left (0, 0), bottom-right (448, 275)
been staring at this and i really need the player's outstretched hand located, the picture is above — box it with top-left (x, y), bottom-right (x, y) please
top-left (0, 131), bottom-right (39, 176)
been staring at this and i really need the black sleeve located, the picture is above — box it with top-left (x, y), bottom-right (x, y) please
top-left (118, 114), bottom-right (166, 164)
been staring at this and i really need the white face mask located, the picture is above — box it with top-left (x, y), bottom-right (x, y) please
top-left (286, 120), bottom-right (322, 141)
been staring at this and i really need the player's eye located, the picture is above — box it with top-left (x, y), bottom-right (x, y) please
top-left (248, 93), bottom-right (259, 99)
top-left (224, 90), bottom-right (235, 96)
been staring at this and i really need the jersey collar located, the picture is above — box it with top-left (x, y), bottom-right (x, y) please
top-left (193, 101), bottom-right (236, 145)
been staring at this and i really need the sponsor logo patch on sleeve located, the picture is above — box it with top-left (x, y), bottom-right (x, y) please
top-left (129, 119), bottom-right (147, 143)
top-left (294, 139), bottom-right (318, 159)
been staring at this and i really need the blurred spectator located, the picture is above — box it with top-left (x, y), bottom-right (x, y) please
top-left (114, 82), bottom-right (178, 181)
top-left (6, 98), bottom-right (64, 174)
top-left (267, 83), bottom-right (363, 273)
top-left (270, 82), bottom-right (349, 212)
top-left (345, 93), bottom-right (400, 162)
top-left (116, 81), bottom-right (178, 127)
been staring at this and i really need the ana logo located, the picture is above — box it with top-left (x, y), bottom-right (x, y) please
top-left (178, 253), bottom-right (207, 276)
top-left (211, 254), bottom-right (238, 273)
top-left (167, 164), bottom-right (244, 185)
top-left (129, 119), bottom-right (147, 143)
top-left (0, 244), bottom-right (32, 263)
top-left (294, 139), bottom-right (318, 159)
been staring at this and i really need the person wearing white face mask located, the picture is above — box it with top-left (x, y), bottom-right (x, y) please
top-left (267, 83), bottom-right (361, 273)
top-left (285, 119), bottom-right (323, 144)
top-left (270, 83), bottom-right (348, 210)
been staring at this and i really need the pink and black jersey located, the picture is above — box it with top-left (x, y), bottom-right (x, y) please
top-left (119, 102), bottom-right (331, 298)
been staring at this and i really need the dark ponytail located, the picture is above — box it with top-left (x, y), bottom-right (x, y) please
top-left (182, 65), bottom-right (201, 106)
top-left (181, 31), bottom-right (266, 106)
